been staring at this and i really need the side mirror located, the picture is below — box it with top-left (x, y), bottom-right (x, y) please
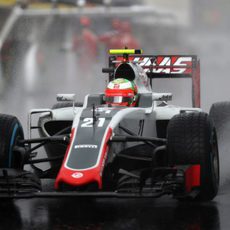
top-left (56, 94), bottom-right (76, 102)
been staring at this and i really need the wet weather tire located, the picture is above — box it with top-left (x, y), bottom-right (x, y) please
top-left (167, 112), bottom-right (219, 201)
top-left (209, 101), bottom-right (230, 138)
top-left (0, 114), bottom-right (24, 168)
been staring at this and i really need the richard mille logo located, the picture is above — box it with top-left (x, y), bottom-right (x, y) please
top-left (74, 144), bottom-right (98, 149)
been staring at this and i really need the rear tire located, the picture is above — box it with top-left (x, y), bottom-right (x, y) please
top-left (0, 114), bottom-right (24, 168)
top-left (167, 112), bottom-right (219, 201)
top-left (209, 101), bottom-right (230, 138)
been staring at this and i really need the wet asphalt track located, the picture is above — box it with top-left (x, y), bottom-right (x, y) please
top-left (1, 12), bottom-right (230, 230)
top-left (0, 196), bottom-right (224, 230)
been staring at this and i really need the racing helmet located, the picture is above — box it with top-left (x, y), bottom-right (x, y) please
top-left (104, 78), bottom-right (138, 106)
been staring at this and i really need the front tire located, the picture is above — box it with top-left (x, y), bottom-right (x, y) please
top-left (167, 112), bottom-right (219, 201)
top-left (0, 114), bottom-right (24, 168)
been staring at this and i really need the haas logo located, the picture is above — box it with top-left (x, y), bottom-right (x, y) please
top-left (134, 56), bottom-right (193, 74)
top-left (72, 172), bottom-right (83, 178)
top-left (116, 56), bottom-right (193, 74)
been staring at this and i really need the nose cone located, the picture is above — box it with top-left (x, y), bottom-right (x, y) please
top-left (55, 166), bottom-right (102, 189)
top-left (55, 123), bottom-right (113, 191)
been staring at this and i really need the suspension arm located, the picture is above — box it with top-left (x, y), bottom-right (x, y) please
top-left (19, 135), bottom-right (70, 144)
top-left (110, 135), bottom-right (166, 145)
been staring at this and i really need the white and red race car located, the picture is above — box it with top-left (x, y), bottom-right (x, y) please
top-left (0, 49), bottom-right (219, 201)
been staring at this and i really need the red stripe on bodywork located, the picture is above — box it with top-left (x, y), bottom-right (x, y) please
top-left (185, 165), bottom-right (200, 192)
top-left (55, 127), bottom-right (113, 190)
top-left (192, 60), bottom-right (200, 107)
top-left (55, 128), bottom-right (75, 189)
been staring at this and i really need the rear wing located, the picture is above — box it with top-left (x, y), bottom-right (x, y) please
top-left (106, 55), bottom-right (200, 108)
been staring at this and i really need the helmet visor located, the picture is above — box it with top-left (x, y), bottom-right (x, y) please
top-left (105, 96), bottom-right (133, 104)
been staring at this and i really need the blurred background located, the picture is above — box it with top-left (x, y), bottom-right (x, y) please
top-left (0, 0), bottom-right (229, 126)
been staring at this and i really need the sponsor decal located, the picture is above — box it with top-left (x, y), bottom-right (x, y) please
top-left (116, 56), bottom-right (193, 74)
top-left (114, 84), bottom-right (120, 89)
top-left (92, 107), bottom-right (113, 113)
top-left (74, 144), bottom-right (98, 149)
top-left (72, 172), bottom-right (84, 178)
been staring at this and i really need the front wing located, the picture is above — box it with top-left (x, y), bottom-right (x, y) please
top-left (0, 166), bottom-right (200, 199)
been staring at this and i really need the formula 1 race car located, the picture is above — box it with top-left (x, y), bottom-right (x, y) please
top-left (0, 49), bottom-right (219, 201)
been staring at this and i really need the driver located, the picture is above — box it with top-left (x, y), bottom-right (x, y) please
top-left (104, 78), bottom-right (138, 106)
